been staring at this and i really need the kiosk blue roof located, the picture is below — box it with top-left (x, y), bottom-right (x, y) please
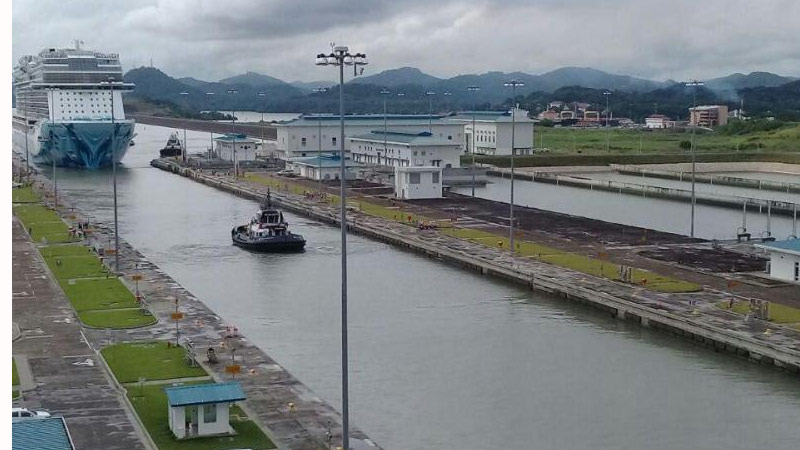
top-left (756, 238), bottom-right (800, 256)
top-left (13, 417), bottom-right (75, 450)
top-left (165, 382), bottom-right (246, 407)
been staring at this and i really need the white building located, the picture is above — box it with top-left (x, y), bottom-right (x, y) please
top-left (274, 114), bottom-right (465, 159)
top-left (286, 154), bottom-right (360, 181)
top-left (645, 114), bottom-right (675, 129)
top-left (164, 382), bottom-right (246, 439)
top-left (214, 133), bottom-right (258, 162)
top-left (395, 166), bottom-right (443, 200)
top-left (348, 130), bottom-right (462, 169)
top-left (446, 108), bottom-right (534, 156)
top-left (755, 239), bottom-right (800, 283)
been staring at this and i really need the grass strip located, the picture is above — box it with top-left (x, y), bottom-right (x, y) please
top-left (61, 278), bottom-right (140, 311)
top-left (44, 254), bottom-right (108, 280)
top-left (442, 227), bottom-right (701, 293)
top-left (79, 309), bottom-right (156, 329)
top-left (102, 342), bottom-right (207, 383)
top-left (12, 186), bottom-right (40, 203)
top-left (12, 359), bottom-right (19, 387)
top-left (126, 382), bottom-right (275, 450)
top-left (716, 301), bottom-right (800, 324)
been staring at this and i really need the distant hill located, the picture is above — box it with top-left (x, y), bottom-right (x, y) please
top-left (290, 80), bottom-right (337, 93)
top-left (350, 67), bottom-right (443, 88)
top-left (706, 72), bottom-right (796, 92)
top-left (535, 67), bottom-right (668, 92)
top-left (219, 71), bottom-right (292, 88)
top-left (177, 76), bottom-right (211, 89)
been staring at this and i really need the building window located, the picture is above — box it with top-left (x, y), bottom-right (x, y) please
top-left (332, 137), bottom-right (337, 146)
top-left (413, 151), bottom-right (418, 156)
top-left (432, 172), bottom-right (440, 183)
top-left (301, 137), bottom-right (307, 147)
top-left (409, 172), bottom-right (420, 184)
top-left (203, 404), bottom-right (217, 423)
top-left (795, 261), bottom-right (799, 281)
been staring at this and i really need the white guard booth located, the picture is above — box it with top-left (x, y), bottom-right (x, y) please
top-left (164, 381), bottom-right (246, 439)
top-left (755, 239), bottom-right (800, 283)
top-left (395, 166), bottom-right (443, 200)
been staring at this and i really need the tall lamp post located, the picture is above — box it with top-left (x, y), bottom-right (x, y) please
top-left (425, 91), bottom-right (436, 132)
top-left (442, 91), bottom-right (452, 113)
top-left (23, 89), bottom-right (30, 179)
top-left (504, 80), bottom-right (524, 253)
top-left (467, 86), bottom-right (480, 197)
top-left (44, 88), bottom-right (57, 207)
top-left (380, 88), bottom-right (390, 165)
top-left (179, 91), bottom-right (189, 164)
top-left (257, 91), bottom-right (267, 156)
top-left (313, 87), bottom-right (328, 192)
top-left (205, 92), bottom-right (215, 161)
top-left (101, 77), bottom-right (120, 274)
top-left (603, 90), bottom-right (612, 153)
top-left (316, 45), bottom-right (367, 450)
top-left (686, 79), bottom-right (704, 238)
top-left (226, 89), bottom-right (238, 176)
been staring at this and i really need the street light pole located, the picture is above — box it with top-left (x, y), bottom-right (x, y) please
top-left (380, 88), bottom-right (390, 166)
top-left (686, 79), bottom-right (704, 238)
top-left (316, 46), bottom-right (367, 450)
top-left (603, 91), bottom-right (612, 153)
top-left (45, 88), bottom-right (57, 207)
top-left (426, 91), bottom-right (436, 133)
top-left (103, 77), bottom-right (120, 274)
top-left (205, 92), bottom-right (215, 161)
top-left (23, 89), bottom-right (30, 179)
top-left (227, 89), bottom-right (238, 176)
top-left (504, 80), bottom-right (524, 253)
top-left (179, 92), bottom-right (189, 164)
top-left (257, 91), bottom-right (267, 158)
top-left (313, 87), bottom-right (328, 192)
top-left (467, 86), bottom-right (480, 197)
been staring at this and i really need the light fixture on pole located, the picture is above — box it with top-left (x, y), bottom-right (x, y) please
top-left (380, 88), bottom-right (390, 165)
top-left (227, 89), bottom-right (238, 176)
top-left (205, 92), bottom-right (215, 161)
top-left (179, 92), bottom-right (189, 164)
top-left (316, 45), bottom-right (367, 450)
top-left (425, 91), bottom-right (436, 133)
top-left (313, 87), bottom-right (328, 192)
top-left (257, 92), bottom-right (267, 157)
top-left (504, 79), bottom-right (524, 253)
top-left (101, 77), bottom-right (121, 274)
top-left (467, 86), bottom-right (480, 197)
top-left (603, 90), bottom-right (612, 153)
top-left (686, 79), bottom-right (704, 238)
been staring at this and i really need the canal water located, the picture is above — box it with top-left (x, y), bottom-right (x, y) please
top-left (43, 125), bottom-right (800, 450)
top-left (456, 177), bottom-right (799, 241)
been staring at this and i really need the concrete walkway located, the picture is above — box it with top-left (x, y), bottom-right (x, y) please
top-left (11, 218), bottom-right (148, 450)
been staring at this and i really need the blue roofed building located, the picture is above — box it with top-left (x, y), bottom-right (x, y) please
top-left (12, 417), bottom-right (75, 450)
top-left (164, 382), bottom-right (246, 439)
top-left (286, 153), bottom-right (362, 181)
top-left (755, 238), bottom-right (800, 283)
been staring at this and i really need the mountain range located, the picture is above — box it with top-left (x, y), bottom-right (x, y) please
top-left (121, 65), bottom-right (799, 119)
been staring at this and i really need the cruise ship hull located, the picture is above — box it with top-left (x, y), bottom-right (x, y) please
top-left (13, 118), bottom-right (135, 169)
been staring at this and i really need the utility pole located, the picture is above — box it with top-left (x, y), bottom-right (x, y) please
top-left (380, 88), bottom-right (390, 166)
top-left (313, 87), bottom-right (328, 193)
top-left (604, 91), bottom-right (612, 153)
top-left (205, 92), bottom-right (215, 161)
top-left (686, 79), bottom-right (704, 238)
top-left (426, 91), bottom-right (436, 133)
top-left (227, 89), bottom-right (238, 176)
top-left (179, 92), bottom-right (189, 164)
top-left (467, 86), bottom-right (480, 197)
top-left (504, 80), bottom-right (524, 253)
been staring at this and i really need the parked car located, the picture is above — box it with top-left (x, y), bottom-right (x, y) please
top-left (276, 169), bottom-right (297, 177)
top-left (12, 407), bottom-right (50, 421)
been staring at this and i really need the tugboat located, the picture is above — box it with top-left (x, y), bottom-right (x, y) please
top-left (231, 193), bottom-right (306, 252)
top-left (159, 132), bottom-right (183, 158)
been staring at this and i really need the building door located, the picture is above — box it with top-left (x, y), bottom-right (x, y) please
top-left (795, 261), bottom-right (799, 281)
top-left (185, 405), bottom-right (198, 436)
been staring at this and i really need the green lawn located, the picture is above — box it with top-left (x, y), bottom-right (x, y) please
top-left (13, 204), bottom-right (76, 244)
top-left (40, 245), bottom-right (96, 258)
top-left (717, 301), bottom-right (800, 324)
top-left (44, 254), bottom-right (108, 280)
top-left (79, 308), bottom-right (156, 329)
top-left (102, 342), bottom-right (207, 383)
top-left (12, 390), bottom-right (20, 400)
top-left (61, 278), bottom-right (139, 311)
top-left (127, 383), bottom-right (275, 450)
top-left (531, 124), bottom-right (800, 154)
top-left (12, 359), bottom-right (19, 386)
top-left (12, 186), bottom-right (40, 203)
top-left (441, 227), bottom-right (701, 293)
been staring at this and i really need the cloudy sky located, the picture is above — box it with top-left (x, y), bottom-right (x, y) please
top-left (11, 0), bottom-right (800, 83)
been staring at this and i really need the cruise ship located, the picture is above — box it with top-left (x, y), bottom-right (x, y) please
top-left (12, 41), bottom-right (135, 169)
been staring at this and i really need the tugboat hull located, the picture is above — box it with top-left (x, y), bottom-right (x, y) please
top-left (231, 227), bottom-right (306, 253)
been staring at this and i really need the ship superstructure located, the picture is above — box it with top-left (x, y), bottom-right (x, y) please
top-left (12, 41), bottom-right (136, 168)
